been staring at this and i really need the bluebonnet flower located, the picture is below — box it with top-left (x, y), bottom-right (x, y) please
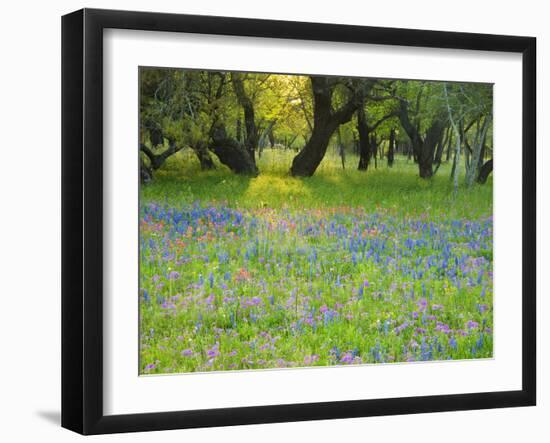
top-left (449, 336), bottom-right (458, 350)
top-left (142, 289), bottom-right (150, 303)
top-left (208, 272), bottom-right (214, 288)
top-left (476, 333), bottom-right (484, 349)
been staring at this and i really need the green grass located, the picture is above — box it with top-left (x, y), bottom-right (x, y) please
top-left (143, 148), bottom-right (492, 219)
top-left (139, 148), bottom-right (493, 374)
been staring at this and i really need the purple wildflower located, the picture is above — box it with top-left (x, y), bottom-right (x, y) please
top-left (395, 322), bottom-right (409, 334)
top-left (478, 304), bottom-right (489, 314)
top-left (340, 352), bottom-right (354, 364)
top-left (168, 270), bottom-right (180, 280)
top-left (435, 322), bottom-right (451, 334)
top-left (304, 355), bottom-right (320, 365)
top-left (207, 343), bottom-right (220, 358)
top-left (417, 298), bottom-right (428, 312)
top-left (466, 320), bottom-right (479, 330)
top-left (205, 294), bottom-right (215, 305)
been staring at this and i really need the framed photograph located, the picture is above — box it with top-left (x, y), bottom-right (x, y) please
top-left (61, 8), bottom-right (536, 435)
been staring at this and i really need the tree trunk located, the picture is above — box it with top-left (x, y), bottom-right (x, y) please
top-left (398, 99), bottom-right (445, 178)
top-left (232, 74), bottom-right (258, 167)
top-left (432, 127), bottom-right (448, 175)
top-left (235, 118), bottom-right (242, 143)
top-left (140, 140), bottom-right (182, 171)
top-left (462, 121), bottom-right (471, 176)
top-left (291, 76), bottom-right (357, 176)
top-left (337, 128), bottom-right (346, 170)
top-left (268, 127), bottom-right (275, 148)
top-left (149, 127), bottom-right (163, 147)
top-left (371, 134), bottom-right (378, 169)
top-left (140, 156), bottom-right (152, 184)
top-left (397, 99), bottom-right (422, 168)
top-left (477, 159), bottom-right (493, 184)
top-left (450, 143), bottom-right (458, 181)
top-left (466, 115), bottom-right (491, 187)
top-left (419, 119), bottom-right (445, 178)
top-left (445, 130), bottom-right (453, 162)
top-left (291, 124), bottom-right (336, 176)
top-left (451, 134), bottom-right (461, 193)
top-left (435, 127), bottom-right (448, 164)
top-left (194, 142), bottom-right (215, 170)
top-left (209, 124), bottom-right (258, 175)
top-left (258, 119), bottom-right (277, 158)
top-left (387, 128), bottom-right (395, 167)
top-left (357, 101), bottom-right (371, 171)
top-left (443, 84), bottom-right (462, 194)
top-left (478, 143), bottom-right (487, 171)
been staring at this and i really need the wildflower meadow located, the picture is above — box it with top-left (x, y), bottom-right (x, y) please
top-left (139, 151), bottom-right (493, 374)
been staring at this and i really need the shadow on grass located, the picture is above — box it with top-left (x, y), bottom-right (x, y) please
top-left (141, 151), bottom-right (492, 218)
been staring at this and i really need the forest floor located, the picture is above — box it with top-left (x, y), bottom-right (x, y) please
top-left (139, 149), bottom-right (493, 374)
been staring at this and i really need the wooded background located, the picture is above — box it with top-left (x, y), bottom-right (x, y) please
top-left (140, 69), bottom-right (493, 192)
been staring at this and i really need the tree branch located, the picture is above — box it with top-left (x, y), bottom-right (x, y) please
top-left (368, 112), bottom-right (399, 132)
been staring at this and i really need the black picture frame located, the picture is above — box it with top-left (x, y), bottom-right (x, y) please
top-left (61, 8), bottom-right (536, 435)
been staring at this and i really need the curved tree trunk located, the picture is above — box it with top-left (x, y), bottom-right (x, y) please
top-left (466, 115), bottom-right (491, 187)
top-left (290, 77), bottom-right (357, 177)
top-left (476, 159), bottom-right (493, 184)
top-left (140, 156), bottom-right (153, 184)
top-left (432, 127), bottom-right (448, 175)
top-left (290, 124), bottom-right (336, 176)
top-left (140, 139), bottom-right (182, 171)
top-left (398, 98), bottom-right (445, 178)
top-left (194, 142), bottom-right (215, 170)
top-left (209, 124), bottom-right (258, 175)
top-left (418, 118), bottom-right (446, 178)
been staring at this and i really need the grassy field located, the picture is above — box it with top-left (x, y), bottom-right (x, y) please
top-left (139, 148), bottom-right (493, 374)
